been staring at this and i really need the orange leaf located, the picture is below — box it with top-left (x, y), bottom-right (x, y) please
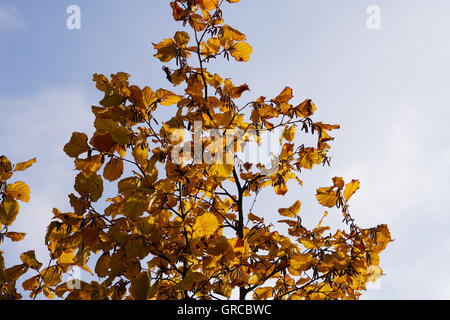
top-left (103, 158), bottom-right (124, 182)
top-left (344, 179), bottom-right (360, 202)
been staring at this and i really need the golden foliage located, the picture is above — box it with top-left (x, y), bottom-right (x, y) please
top-left (0, 0), bottom-right (391, 301)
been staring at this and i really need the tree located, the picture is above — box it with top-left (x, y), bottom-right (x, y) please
top-left (0, 0), bottom-right (391, 300)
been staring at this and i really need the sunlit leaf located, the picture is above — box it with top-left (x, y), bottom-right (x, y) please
top-left (230, 41), bottom-right (252, 62)
top-left (5, 181), bottom-right (30, 202)
top-left (13, 158), bottom-right (37, 172)
top-left (344, 179), bottom-right (360, 202)
top-left (20, 250), bottom-right (42, 270)
top-left (74, 171), bottom-right (103, 202)
top-left (153, 38), bottom-right (177, 62)
top-left (193, 212), bottom-right (219, 238)
top-left (64, 132), bottom-right (90, 158)
top-left (278, 200), bottom-right (301, 218)
top-left (0, 199), bottom-right (20, 226)
top-left (5, 232), bottom-right (26, 242)
top-left (103, 158), bottom-right (124, 182)
top-left (316, 187), bottom-right (338, 208)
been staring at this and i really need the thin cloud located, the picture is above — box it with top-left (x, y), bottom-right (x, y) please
top-left (0, 4), bottom-right (25, 31)
top-left (0, 86), bottom-right (93, 267)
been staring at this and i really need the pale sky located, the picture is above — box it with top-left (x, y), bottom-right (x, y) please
top-left (1, 0), bottom-right (450, 299)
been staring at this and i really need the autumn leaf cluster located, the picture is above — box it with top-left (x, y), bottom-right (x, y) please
top-left (0, 0), bottom-right (391, 300)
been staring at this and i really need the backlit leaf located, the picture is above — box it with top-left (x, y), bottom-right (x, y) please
top-left (254, 287), bottom-right (273, 300)
top-left (344, 179), bottom-right (360, 202)
top-left (13, 158), bottom-right (37, 172)
top-left (123, 193), bottom-right (148, 219)
top-left (5, 232), bottom-right (26, 242)
top-left (20, 250), bottom-right (42, 270)
top-left (0, 199), bottom-right (20, 226)
top-left (111, 127), bottom-right (131, 146)
top-left (193, 212), bottom-right (219, 238)
top-left (273, 86), bottom-right (293, 104)
top-left (0, 156), bottom-right (13, 180)
top-left (278, 200), bottom-right (301, 218)
top-left (153, 38), bottom-right (177, 62)
top-left (316, 187), bottom-right (338, 208)
top-left (41, 265), bottom-right (62, 287)
top-left (64, 132), bottom-right (90, 158)
top-left (74, 171), bottom-right (103, 202)
top-left (103, 158), bottom-right (124, 182)
top-left (6, 181), bottom-right (30, 202)
top-left (130, 271), bottom-right (150, 300)
top-left (230, 41), bottom-right (252, 62)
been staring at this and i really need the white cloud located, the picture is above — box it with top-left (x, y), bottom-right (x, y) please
top-left (0, 4), bottom-right (25, 31)
top-left (337, 103), bottom-right (450, 299)
top-left (0, 87), bottom-right (94, 267)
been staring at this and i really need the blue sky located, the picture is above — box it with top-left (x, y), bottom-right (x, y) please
top-left (1, 0), bottom-right (450, 299)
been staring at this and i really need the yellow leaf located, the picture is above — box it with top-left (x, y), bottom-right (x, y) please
top-left (230, 41), bottom-right (252, 62)
top-left (282, 125), bottom-right (296, 142)
top-left (174, 31), bottom-right (190, 47)
top-left (316, 187), bottom-right (339, 208)
top-left (193, 212), bottom-right (219, 238)
top-left (175, 270), bottom-right (207, 291)
top-left (153, 38), bottom-right (177, 62)
top-left (0, 199), bottom-right (20, 226)
top-left (64, 132), bottom-right (90, 158)
top-left (92, 73), bottom-right (111, 92)
top-left (74, 155), bottom-right (103, 173)
top-left (278, 200), bottom-right (301, 218)
top-left (132, 145), bottom-right (149, 165)
top-left (57, 251), bottom-right (75, 266)
top-left (332, 177), bottom-right (345, 190)
top-left (0, 156), bottom-right (13, 180)
top-left (118, 177), bottom-right (140, 197)
top-left (95, 253), bottom-right (110, 278)
top-left (344, 179), bottom-right (360, 202)
top-left (142, 86), bottom-right (156, 109)
top-left (295, 99), bottom-right (316, 117)
top-left (123, 193), bottom-right (148, 219)
top-left (130, 271), bottom-right (150, 300)
top-left (74, 171), bottom-right (103, 202)
top-left (300, 239), bottom-right (317, 250)
top-left (5, 232), bottom-right (26, 242)
top-left (20, 250), bottom-right (42, 270)
top-left (41, 266), bottom-right (61, 287)
top-left (273, 86), bottom-right (293, 104)
top-left (198, 0), bottom-right (219, 11)
top-left (221, 25), bottom-right (246, 42)
top-left (189, 14), bottom-right (206, 31)
top-left (253, 287), bottom-right (273, 300)
top-left (5, 181), bottom-right (30, 202)
top-left (111, 127), bottom-right (131, 146)
top-left (289, 254), bottom-right (313, 272)
top-left (210, 151), bottom-right (234, 179)
top-left (22, 276), bottom-right (39, 291)
top-left (297, 148), bottom-right (322, 170)
top-left (248, 213), bottom-right (264, 223)
top-left (5, 263), bottom-right (28, 283)
top-left (205, 38), bottom-right (221, 55)
top-left (156, 89), bottom-right (181, 106)
top-left (94, 117), bottom-right (119, 134)
top-left (13, 158), bottom-right (37, 172)
top-left (103, 158), bottom-right (124, 182)
top-left (43, 287), bottom-right (55, 299)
